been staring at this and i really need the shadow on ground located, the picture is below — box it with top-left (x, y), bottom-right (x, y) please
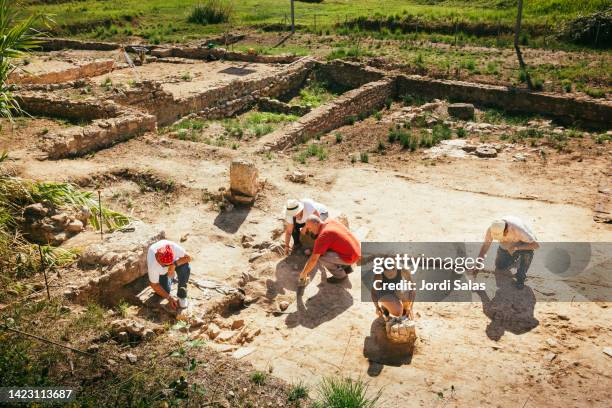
top-left (213, 207), bottom-right (251, 234)
top-left (363, 317), bottom-right (413, 377)
top-left (475, 270), bottom-right (539, 341)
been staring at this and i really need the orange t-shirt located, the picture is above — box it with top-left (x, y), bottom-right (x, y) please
top-left (313, 219), bottom-right (361, 264)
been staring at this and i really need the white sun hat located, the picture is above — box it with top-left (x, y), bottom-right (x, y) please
top-left (284, 199), bottom-right (304, 221)
top-left (490, 219), bottom-right (506, 240)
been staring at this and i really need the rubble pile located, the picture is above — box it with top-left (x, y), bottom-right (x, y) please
top-left (22, 202), bottom-right (91, 245)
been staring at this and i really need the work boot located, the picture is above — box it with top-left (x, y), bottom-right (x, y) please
top-left (327, 276), bottom-right (347, 284)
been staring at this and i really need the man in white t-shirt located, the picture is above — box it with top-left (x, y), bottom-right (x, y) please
top-left (477, 216), bottom-right (539, 289)
top-left (147, 239), bottom-right (192, 310)
top-left (283, 198), bottom-right (329, 255)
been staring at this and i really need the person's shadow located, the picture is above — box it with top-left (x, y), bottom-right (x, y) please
top-left (363, 317), bottom-right (413, 377)
top-left (213, 206), bottom-right (250, 234)
top-left (475, 270), bottom-right (539, 341)
top-left (284, 282), bottom-right (353, 329)
top-left (265, 253), bottom-right (305, 302)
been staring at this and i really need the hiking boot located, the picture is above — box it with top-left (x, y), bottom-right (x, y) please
top-left (515, 280), bottom-right (525, 290)
top-left (327, 276), bottom-right (347, 284)
top-left (342, 265), bottom-right (354, 274)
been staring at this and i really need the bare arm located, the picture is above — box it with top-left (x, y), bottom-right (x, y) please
top-left (299, 253), bottom-right (320, 280)
top-left (175, 254), bottom-right (191, 266)
top-left (284, 223), bottom-right (294, 254)
top-left (149, 282), bottom-right (178, 309)
top-left (477, 228), bottom-right (493, 260)
top-left (371, 274), bottom-right (383, 315)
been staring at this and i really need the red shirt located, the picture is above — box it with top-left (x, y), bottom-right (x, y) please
top-left (313, 219), bottom-right (361, 264)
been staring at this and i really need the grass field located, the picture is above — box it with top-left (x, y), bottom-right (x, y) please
top-left (26, 0), bottom-right (610, 44)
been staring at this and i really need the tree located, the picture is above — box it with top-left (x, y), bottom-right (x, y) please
top-left (514, 0), bottom-right (533, 90)
top-left (0, 0), bottom-right (46, 120)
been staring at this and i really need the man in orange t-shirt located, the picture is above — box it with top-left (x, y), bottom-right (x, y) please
top-left (298, 215), bottom-right (361, 284)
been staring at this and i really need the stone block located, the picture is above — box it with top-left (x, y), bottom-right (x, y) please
top-left (230, 158), bottom-right (259, 198)
top-left (448, 103), bottom-right (476, 120)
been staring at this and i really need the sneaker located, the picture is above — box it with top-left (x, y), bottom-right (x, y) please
top-left (327, 276), bottom-right (347, 284)
top-left (178, 298), bottom-right (189, 308)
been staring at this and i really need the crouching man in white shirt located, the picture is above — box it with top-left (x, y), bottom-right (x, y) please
top-left (477, 216), bottom-right (539, 289)
top-left (147, 240), bottom-right (192, 310)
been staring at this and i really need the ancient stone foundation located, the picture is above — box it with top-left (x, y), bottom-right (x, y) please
top-left (72, 221), bottom-right (165, 304)
top-left (261, 77), bottom-right (396, 150)
top-left (9, 59), bottom-right (115, 85)
top-left (396, 75), bottom-right (612, 129)
top-left (40, 108), bottom-right (157, 159)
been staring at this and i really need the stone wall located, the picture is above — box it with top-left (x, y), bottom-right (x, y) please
top-left (9, 59), bottom-right (115, 85)
top-left (40, 108), bottom-right (156, 159)
top-left (18, 92), bottom-right (120, 121)
top-left (73, 221), bottom-right (165, 305)
top-left (396, 75), bottom-right (612, 129)
top-left (260, 77), bottom-right (396, 150)
top-left (37, 37), bottom-right (122, 51)
top-left (257, 97), bottom-right (311, 116)
top-left (152, 46), bottom-right (300, 64)
top-left (318, 60), bottom-right (386, 89)
top-left (129, 58), bottom-right (316, 126)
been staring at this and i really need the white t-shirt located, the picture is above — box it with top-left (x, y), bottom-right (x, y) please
top-left (285, 198), bottom-right (328, 225)
top-left (498, 216), bottom-right (537, 250)
top-left (147, 240), bottom-right (186, 284)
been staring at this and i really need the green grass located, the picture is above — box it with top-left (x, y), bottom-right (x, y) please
top-left (295, 143), bottom-right (328, 163)
top-left (29, 0), bottom-right (609, 42)
top-left (291, 81), bottom-right (337, 108)
top-left (250, 371), bottom-right (267, 385)
top-left (288, 381), bottom-right (309, 402)
top-left (313, 377), bottom-right (381, 408)
top-left (187, 0), bottom-right (233, 26)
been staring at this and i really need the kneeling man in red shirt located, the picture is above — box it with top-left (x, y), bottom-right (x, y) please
top-left (298, 215), bottom-right (361, 284)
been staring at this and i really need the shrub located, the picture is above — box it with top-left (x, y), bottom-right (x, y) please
top-left (585, 87), bottom-right (606, 98)
top-left (335, 133), bottom-right (343, 143)
top-left (288, 382), bottom-right (309, 402)
top-left (456, 127), bottom-right (467, 138)
top-left (561, 79), bottom-right (572, 93)
top-left (398, 132), bottom-right (411, 149)
top-left (188, 0), bottom-right (233, 25)
top-left (315, 377), bottom-right (381, 408)
top-left (558, 9), bottom-right (612, 47)
top-left (250, 371), bottom-right (266, 385)
top-left (359, 152), bottom-right (369, 163)
top-left (533, 78), bottom-right (544, 91)
top-left (432, 124), bottom-right (452, 143)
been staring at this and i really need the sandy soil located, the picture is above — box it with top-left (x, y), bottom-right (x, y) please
top-left (89, 59), bottom-right (284, 98)
top-left (6, 97), bottom-right (611, 407)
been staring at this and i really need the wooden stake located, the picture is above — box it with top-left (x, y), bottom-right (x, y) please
top-left (98, 190), bottom-right (103, 240)
top-left (38, 244), bottom-right (50, 301)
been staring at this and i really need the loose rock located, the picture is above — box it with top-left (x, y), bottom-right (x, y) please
top-left (448, 103), bottom-right (475, 120)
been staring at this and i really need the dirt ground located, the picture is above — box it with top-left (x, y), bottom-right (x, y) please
top-left (5, 88), bottom-right (611, 406)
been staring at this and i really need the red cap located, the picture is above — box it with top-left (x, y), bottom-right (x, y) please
top-left (156, 244), bottom-right (174, 265)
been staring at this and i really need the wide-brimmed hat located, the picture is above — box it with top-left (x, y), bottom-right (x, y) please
top-left (490, 220), bottom-right (506, 240)
top-left (285, 199), bottom-right (304, 219)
